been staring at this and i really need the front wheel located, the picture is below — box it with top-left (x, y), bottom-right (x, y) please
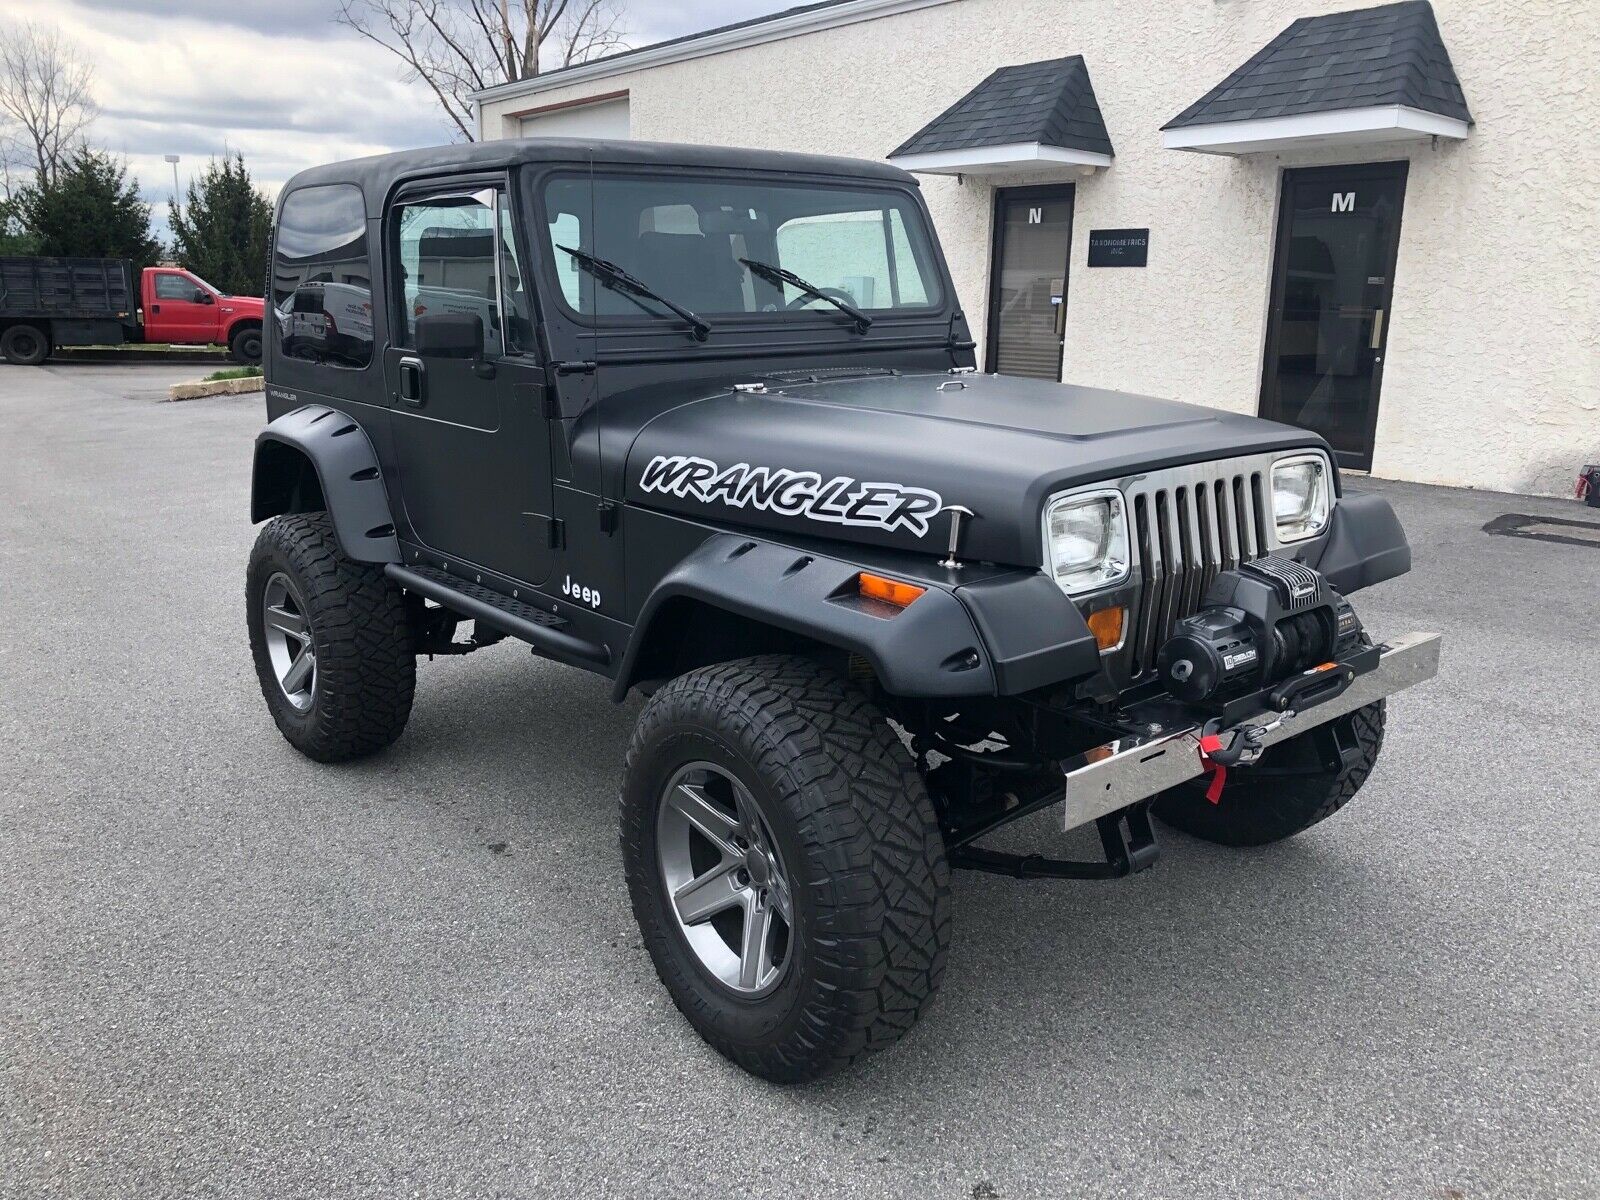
top-left (246, 512), bottom-right (415, 762)
top-left (1153, 701), bottom-right (1386, 847)
top-left (229, 325), bottom-right (263, 365)
top-left (620, 655), bottom-right (951, 1083)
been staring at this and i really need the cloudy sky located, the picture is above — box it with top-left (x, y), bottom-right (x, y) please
top-left (0, 0), bottom-right (799, 239)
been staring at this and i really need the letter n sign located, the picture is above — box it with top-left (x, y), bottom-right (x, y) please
top-left (1331, 191), bottom-right (1356, 213)
top-left (1028, 207), bottom-right (1043, 224)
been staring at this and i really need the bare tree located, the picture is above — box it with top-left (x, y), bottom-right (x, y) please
top-left (334, 0), bottom-right (629, 142)
top-left (0, 21), bottom-right (98, 185)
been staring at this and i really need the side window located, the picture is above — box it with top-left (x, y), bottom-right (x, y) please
top-left (154, 273), bottom-right (202, 301)
top-left (272, 184), bottom-right (373, 369)
top-left (393, 188), bottom-right (526, 357)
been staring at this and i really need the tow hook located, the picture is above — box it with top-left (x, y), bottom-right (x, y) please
top-left (1197, 711), bottom-right (1295, 802)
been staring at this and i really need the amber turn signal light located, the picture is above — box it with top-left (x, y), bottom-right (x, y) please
top-left (1086, 605), bottom-right (1125, 651)
top-left (858, 572), bottom-right (926, 609)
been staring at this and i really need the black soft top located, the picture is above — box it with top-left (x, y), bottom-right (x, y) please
top-left (283, 138), bottom-right (919, 216)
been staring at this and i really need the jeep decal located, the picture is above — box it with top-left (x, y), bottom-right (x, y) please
top-left (639, 455), bottom-right (944, 537)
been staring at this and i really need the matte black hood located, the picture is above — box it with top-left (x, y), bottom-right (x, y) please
top-left (623, 372), bottom-right (1327, 568)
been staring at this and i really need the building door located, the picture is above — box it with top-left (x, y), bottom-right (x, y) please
top-left (986, 185), bottom-right (1074, 381)
top-left (1260, 162), bottom-right (1408, 471)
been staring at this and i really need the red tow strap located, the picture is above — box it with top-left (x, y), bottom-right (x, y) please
top-left (1197, 734), bottom-right (1228, 804)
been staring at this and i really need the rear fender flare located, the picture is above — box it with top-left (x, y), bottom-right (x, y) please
top-left (251, 405), bottom-right (399, 564)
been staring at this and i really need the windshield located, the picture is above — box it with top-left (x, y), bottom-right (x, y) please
top-left (540, 173), bottom-right (943, 322)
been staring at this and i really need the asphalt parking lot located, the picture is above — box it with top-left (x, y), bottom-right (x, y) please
top-left (2, 361), bottom-right (1595, 1199)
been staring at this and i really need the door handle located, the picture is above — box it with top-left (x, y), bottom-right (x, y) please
top-left (151, 304), bottom-right (160, 314)
top-left (1369, 308), bottom-right (1385, 350)
top-left (398, 356), bottom-right (426, 406)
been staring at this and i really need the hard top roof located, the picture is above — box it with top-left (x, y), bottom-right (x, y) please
top-left (282, 137), bottom-right (918, 214)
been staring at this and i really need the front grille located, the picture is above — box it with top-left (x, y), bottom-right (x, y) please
top-left (1125, 460), bottom-right (1272, 677)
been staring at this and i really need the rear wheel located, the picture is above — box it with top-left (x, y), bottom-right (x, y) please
top-left (1153, 702), bottom-right (1386, 847)
top-left (2, 324), bottom-right (49, 366)
top-left (229, 324), bottom-right (262, 365)
top-left (246, 512), bottom-right (414, 762)
top-left (620, 655), bottom-right (951, 1083)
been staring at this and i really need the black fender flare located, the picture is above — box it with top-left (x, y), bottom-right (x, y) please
top-left (612, 534), bottom-right (1103, 701)
top-left (1307, 491), bottom-right (1411, 594)
top-left (251, 405), bottom-right (400, 564)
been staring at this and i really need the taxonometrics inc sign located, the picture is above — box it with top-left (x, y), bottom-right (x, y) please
top-left (1087, 229), bottom-right (1149, 267)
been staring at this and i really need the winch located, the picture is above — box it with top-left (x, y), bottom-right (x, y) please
top-left (1156, 556), bottom-right (1364, 705)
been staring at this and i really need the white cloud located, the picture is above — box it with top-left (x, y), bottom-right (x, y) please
top-left (0, 0), bottom-right (800, 239)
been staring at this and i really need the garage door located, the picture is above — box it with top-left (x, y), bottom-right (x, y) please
top-left (519, 96), bottom-right (630, 140)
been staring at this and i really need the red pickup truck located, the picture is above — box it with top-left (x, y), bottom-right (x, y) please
top-left (0, 257), bottom-right (265, 365)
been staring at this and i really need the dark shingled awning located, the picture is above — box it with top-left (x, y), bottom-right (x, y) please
top-left (889, 56), bottom-right (1114, 176)
top-left (1163, 1), bottom-right (1471, 154)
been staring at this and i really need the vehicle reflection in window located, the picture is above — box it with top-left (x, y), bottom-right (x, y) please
top-left (271, 183), bottom-right (374, 369)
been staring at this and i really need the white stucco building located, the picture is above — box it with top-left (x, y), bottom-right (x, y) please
top-left (475, 0), bottom-right (1598, 495)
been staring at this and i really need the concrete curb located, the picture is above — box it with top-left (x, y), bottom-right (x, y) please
top-left (167, 376), bottom-right (265, 401)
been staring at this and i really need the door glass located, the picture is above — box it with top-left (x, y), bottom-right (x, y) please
top-left (394, 191), bottom-right (504, 356)
top-left (990, 190), bottom-right (1072, 380)
top-left (1262, 167), bottom-right (1405, 465)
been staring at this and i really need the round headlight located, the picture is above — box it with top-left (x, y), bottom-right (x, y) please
top-left (1271, 454), bottom-right (1331, 542)
top-left (1044, 489), bottom-right (1129, 595)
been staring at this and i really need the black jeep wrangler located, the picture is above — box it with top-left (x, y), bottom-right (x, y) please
top-left (248, 139), bottom-right (1439, 1082)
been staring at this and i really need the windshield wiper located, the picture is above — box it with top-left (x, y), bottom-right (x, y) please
top-left (738, 258), bottom-right (873, 334)
top-left (557, 245), bottom-right (710, 342)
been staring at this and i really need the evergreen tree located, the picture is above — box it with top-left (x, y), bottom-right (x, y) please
top-left (20, 146), bottom-right (160, 266)
top-left (168, 152), bottom-right (272, 297)
top-left (0, 192), bottom-right (38, 255)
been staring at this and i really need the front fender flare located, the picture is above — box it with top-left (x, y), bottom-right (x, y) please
top-left (1307, 491), bottom-right (1411, 594)
top-left (613, 535), bottom-right (997, 701)
top-left (251, 405), bottom-right (399, 564)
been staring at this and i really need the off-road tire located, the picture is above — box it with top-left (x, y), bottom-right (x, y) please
top-left (1152, 701), bottom-right (1386, 847)
top-left (620, 655), bottom-right (951, 1083)
top-left (2, 323), bottom-right (49, 366)
top-left (229, 324), bottom-right (263, 365)
top-left (246, 512), bottom-right (415, 762)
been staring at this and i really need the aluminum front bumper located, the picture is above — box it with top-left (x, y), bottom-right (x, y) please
top-left (1060, 632), bottom-right (1442, 832)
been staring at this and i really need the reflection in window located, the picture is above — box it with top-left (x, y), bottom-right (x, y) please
top-left (541, 174), bottom-right (941, 321)
top-left (393, 190), bottom-right (530, 357)
top-left (272, 184), bottom-right (374, 369)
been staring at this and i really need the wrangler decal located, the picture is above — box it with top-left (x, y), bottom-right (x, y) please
top-left (638, 455), bottom-right (944, 537)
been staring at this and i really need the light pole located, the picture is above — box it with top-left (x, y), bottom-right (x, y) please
top-left (164, 154), bottom-right (181, 217)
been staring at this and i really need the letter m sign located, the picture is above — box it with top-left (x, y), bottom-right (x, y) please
top-left (1331, 192), bottom-right (1356, 213)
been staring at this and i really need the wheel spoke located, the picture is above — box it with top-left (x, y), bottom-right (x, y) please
top-left (281, 651), bottom-right (314, 694)
top-left (266, 604), bottom-right (307, 639)
top-left (672, 863), bottom-right (746, 925)
top-left (739, 895), bottom-right (776, 990)
top-left (768, 870), bottom-right (793, 925)
top-left (665, 783), bottom-right (740, 857)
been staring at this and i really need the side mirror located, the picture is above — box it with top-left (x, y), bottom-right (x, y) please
top-left (195, 291), bottom-right (214, 305)
top-left (415, 311), bottom-right (484, 360)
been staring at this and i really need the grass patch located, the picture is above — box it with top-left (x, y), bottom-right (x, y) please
top-left (203, 365), bottom-right (263, 381)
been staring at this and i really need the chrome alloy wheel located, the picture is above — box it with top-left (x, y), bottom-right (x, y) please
top-left (262, 571), bottom-right (316, 712)
top-left (656, 762), bottom-right (794, 996)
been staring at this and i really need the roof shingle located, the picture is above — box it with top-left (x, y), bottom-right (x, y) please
top-left (890, 56), bottom-right (1114, 158)
top-left (1163, 1), bottom-right (1471, 130)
